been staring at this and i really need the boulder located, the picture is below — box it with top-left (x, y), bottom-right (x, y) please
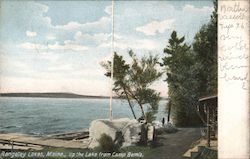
top-left (152, 120), bottom-right (163, 129)
top-left (88, 118), bottom-right (142, 148)
top-left (147, 125), bottom-right (154, 142)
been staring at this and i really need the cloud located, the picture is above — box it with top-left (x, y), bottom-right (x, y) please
top-left (55, 21), bottom-right (81, 30)
top-left (38, 2), bottom-right (49, 13)
top-left (54, 17), bottom-right (111, 31)
top-left (46, 35), bottom-right (56, 40)
top-left (99, 38), bottom-right (160, 51)
top-left (19, 42), bottom-right (47, 50)
top-left (26, 31), bottom-right (37, 37)
top-left (48, 41), bottom-right (89, 51)
top-left (74, 31), bottom-right (110, 44)
top-left (98, 42), bottom-right (110, 49)
top-left (105, 5), bottom-right (112, 15)
top-left (47, 64), bottom-right (73, 71)
top-left (19, 2), bottom-right (110, 33)
top-left (18, 41), bottom-right (89, 52)
top-left (136, 19), bottom-right (175, 36)
top-left (182, 4), bottom-right (213, 13)
top-left (3, 59), bottom-right (29, 70)
top-left (39, 52), bottom-right (59, 63)
top-left (70, 68), bottom-right (104, 78)
top-left (1, 1), bottom-right (213, 96)
top-left (74, 31), bottom-right (82, 39)
top-left (98, 32), bottom-right (160, 51)
top-left (117, 39), bottom-right (160, 50)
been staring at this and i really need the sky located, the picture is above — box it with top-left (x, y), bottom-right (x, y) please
top-left (0, 0), bottom-right (214, 96)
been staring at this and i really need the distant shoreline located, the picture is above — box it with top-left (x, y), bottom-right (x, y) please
top-left (0, 92), bottom-right (168, 100)
top-left (0, 92), bottom-right (111, 99)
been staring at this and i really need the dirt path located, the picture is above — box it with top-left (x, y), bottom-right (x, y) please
top-left (145, 128), bottom-right (202, 159)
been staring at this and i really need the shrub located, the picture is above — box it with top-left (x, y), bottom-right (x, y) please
top-left (98, 133), bottom-right (116, 152)
top-left (164, 123), bottom-right (178, 133)
top-left (145, 111), bottom-right (156, 123)
top-left (155, 123), bottom-right (178, 134)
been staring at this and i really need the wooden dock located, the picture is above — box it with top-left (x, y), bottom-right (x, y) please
top-left (0, 133), bottom-right (90, 151)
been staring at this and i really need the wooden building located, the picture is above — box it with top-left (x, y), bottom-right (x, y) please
top-left (197, 95), bottom-right (218, 147)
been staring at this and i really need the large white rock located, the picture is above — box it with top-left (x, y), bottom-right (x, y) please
top-left (152, 120), bottom-right (163, 129)
top-left (147, 125), bottom-right (154, 142)
top-left (88, 118), bottom-right (142, 148)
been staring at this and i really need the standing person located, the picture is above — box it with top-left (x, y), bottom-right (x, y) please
top-left (162, 117), bottom-right (165, 127)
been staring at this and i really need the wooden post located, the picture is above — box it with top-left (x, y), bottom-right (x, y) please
top-left (207, 104), bottom-right (210, 147)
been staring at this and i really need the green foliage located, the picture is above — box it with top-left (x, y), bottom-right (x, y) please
top-left (129, 50), bottom-right (162, 88)
top-left (101, 51), bottom-right (162, 122)
top-left (193, 0), bottom-right (217, 96)
top-left (161, 30), bottom-right (200, 126)
top-left (100, 52), bottom-right (130, 94)
top-left (98, 133), bottom-right (116, 152)
top-left (145, 111), bottom-right (156, 123)
top-left (161, 1), bottom-right (217, 126)
top-left (101, 52), bottom-right (137, 119)
top-left (128, 50), bottom-right (162, 120)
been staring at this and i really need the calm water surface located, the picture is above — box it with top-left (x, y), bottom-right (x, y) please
top-left (0, 97), bottom-right (167, 136)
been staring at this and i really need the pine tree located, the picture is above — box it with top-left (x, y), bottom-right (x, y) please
top-left (101, 51), bottom-right (162, 123)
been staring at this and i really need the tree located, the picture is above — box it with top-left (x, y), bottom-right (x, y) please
top-left (193, 0), bottom-right (217, 96)
top-left (128, 50), bottom-right (162, 122)
top-left (101, 51), bottom-right (162, 123)
top-left (161, 31), bottom-right (200, 126)
top-left (160, 0), bottom-right (217, 126)
top-left (101, 52), bottom-right (137, 119)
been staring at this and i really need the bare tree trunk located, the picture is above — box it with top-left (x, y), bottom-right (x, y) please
top-left (124, 89), bottom-right (137, 119)
top-left (139, 103), bottom-right (146, 119)
top-left (126, 88), bottom-right (146, 119)
top-left (167, 104), bottom-right (171, 123)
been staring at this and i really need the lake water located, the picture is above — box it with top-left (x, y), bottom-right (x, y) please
top-left (0, 97), bottom-right (167, 136)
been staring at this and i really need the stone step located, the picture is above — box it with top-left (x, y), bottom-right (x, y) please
top-left (183, 139), bottom-right (217, 158)
top-left (183, 145), bottom-right (207, 158)
top-left (182, 145), bottom-right (199, 158)
top-left (191, 151), bottom-right (199, 159)
top-left (198, 146), bottom-right (205, 152)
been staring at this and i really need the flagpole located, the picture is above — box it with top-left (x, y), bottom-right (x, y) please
top-left (109, 0), bottom-right (115, 121)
